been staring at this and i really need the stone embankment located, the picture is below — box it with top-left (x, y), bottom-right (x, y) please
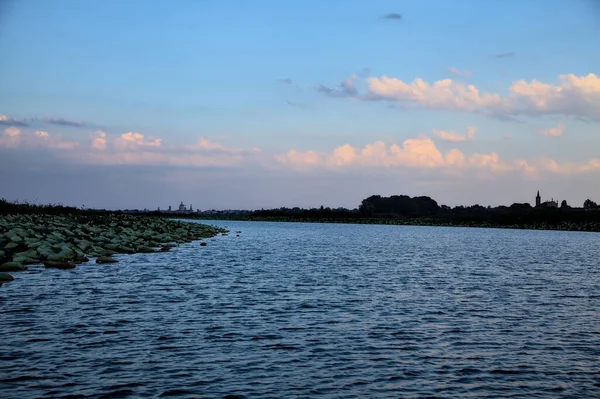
top-left (0, 213), bottom-right (225, 281)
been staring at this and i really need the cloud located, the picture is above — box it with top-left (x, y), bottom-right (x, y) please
top-left (383, 13), bottom-right (402, 20)
top-left (340, 73), bottom-right (600, 120)
top-left (114, 132), bottom-right (162, 149)
top-left (2, 123), bottom-right (600, 183)
top-left (277, 78), bottom-right (293, 85)
top-left (447, 67), bottom-right (472, 77)
top-left (275, 137), bottom-right (600, 178)
top-left (42, 116), bottom-right (86, 128)
top-left (540, 122), bottom-right (565, 137)
top-left (276, 136), bottom-right (507, 171)
top-left (433, 126), bottom-right (476, 142)
top-left (80, 136), bottom-right (259, 169)
top-left (0, 126), bottom-right (21, 147)
top-left (366, 76), bottom-right (508, 114)
top-left (4, 126), bottom-right (20, 137)
top-left (317, 74), bottom-right (359, 98)
top-left (494, 52), bottom-right (516, 59)
top-left (0, 128), bottom-right (77, 149)
top-left (0, 115), bottom-right (29, 127)
top-left (91, 131), bottom-right (107, 150)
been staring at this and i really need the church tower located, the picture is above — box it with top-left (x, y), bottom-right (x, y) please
top-left (535, 190), bottom-right (541, 207)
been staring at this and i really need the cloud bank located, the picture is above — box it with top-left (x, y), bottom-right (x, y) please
top-left (318, 73), bottom-right (600, 121)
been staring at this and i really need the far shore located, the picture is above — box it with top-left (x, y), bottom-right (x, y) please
top-left (189, 215), bottom-right (600, 233)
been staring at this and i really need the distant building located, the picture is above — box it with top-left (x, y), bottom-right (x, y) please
top-left (535, 190), bottom-right (558, 208)
top-left (158, 201), bottom-right (199, 215)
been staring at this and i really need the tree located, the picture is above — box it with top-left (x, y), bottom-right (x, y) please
top-left (584, 199), bottom-right (598, 209)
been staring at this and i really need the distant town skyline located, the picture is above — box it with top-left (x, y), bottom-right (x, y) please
top-left (1, 0), bottom-right (599, 209)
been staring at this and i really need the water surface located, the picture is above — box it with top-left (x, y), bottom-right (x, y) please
top-left (1, 221), bottom-right (599, 398)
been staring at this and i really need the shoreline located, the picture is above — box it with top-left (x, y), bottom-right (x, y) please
top-left (0, 213), bottom-right (226, 282)
top-left (190, 215), bottom-right (600, 233)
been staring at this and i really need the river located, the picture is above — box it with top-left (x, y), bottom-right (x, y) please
top-left (1, 220), bottom-right (599, 398)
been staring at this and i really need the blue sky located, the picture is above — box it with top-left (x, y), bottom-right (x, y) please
top-left (1, 0), bottom-right (599, 209)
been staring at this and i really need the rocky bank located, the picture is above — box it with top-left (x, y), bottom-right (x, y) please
top-left (0, 213), bottom-right (225, 280)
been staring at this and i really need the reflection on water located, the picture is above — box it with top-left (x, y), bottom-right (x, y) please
top-left (1, 221), bottom-right (599, 398)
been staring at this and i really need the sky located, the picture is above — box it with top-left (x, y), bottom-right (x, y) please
top-left (0, 0), bottom-right (599, 210)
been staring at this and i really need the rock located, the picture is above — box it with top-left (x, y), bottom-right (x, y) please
top-left (96, 256), bottom-right (118, 264)
top-left (76, 240), bottom-right (93, 252)
top-left (200, 242), bottom-right (207, 246)
top-left (9, 235), bottom-right (23, 243)
top-left (4, 242), bottom-right (19, 250)
top-left (47, 249), bottom-right (76, 262)
top-left (74, 255), bottom-right (90, 264)
top-left (36, 246), bottom-right (54, 259)
top-left (117, 245), bottom-right (135, 254)
top-left (105, 243), bottom-right (120, 251)
top-left (0, 262), bottom-right (27, 272)
top-left (136, 246), bottom-right (155, 253)
top-left (0, 273), bottom-right (14, 282)
top-left (44, 260), bottom-right (76, 269)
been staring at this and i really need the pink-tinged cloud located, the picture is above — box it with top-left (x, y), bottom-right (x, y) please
top-left (91, 131), bottom-right (107, 150)
top-left (537, 157), bottom-right (600, 175)
top-left (4, 126), bottom-right (20, 137)
top-left (275, 137), bottom-right (507, 171)
top-left (433, 126), bottom-right (476, 142)
top-left (447, 68), bottom-right (472, 77)
top-left (115, 132), bottom-right (161, 149)
top-left (0, 127), bottom-right (21, 147)
top-left (0, 128), bottom-right (77, 149)
top-left (365, 76), bottom-right (507, 113)
top-left (345, 73), bottom-right (600, 120)
top-left (540, 122), bottom-right (565, 137)
top-left (184, 138), bottom-right (260, 154)
top-left (73, 135), bottom-right (261, 168)
top-left (274, 136), bottom-right (600, 178)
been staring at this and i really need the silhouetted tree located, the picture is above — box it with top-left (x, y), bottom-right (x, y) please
top-left (584, 199), bottom-right (598, 209)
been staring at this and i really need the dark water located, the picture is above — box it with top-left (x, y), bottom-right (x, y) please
top-left (1, 221), bottom-right (600, 398)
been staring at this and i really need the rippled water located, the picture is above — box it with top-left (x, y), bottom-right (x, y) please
top-left (1, 221), bottom-right (600, 398)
